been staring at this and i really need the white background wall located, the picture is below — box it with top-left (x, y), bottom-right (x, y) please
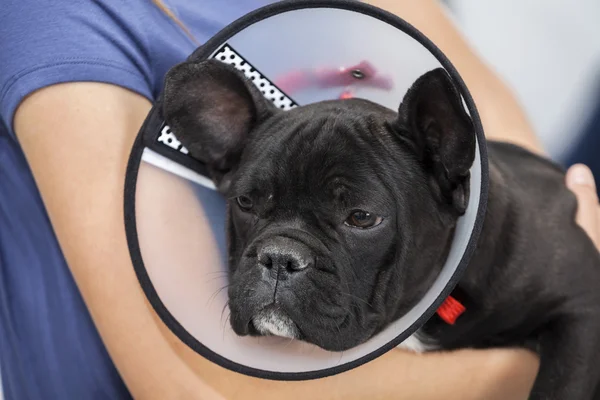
top-left (446, 0), bottom-right (600, 160)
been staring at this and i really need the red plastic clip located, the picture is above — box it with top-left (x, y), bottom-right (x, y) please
top-left (339, 90), bottom-right (354, 99)
top-left (436, 295), bottom-right (465, 325)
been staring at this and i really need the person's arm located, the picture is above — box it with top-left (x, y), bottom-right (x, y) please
top-left (366, 0), bottom-right (545, 156)
top-left (14, 83), bottom-right (224, 400)
top-left (209, 348), bottom-right (539, 400)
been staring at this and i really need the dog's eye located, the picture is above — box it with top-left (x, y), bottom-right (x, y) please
top-left (236, 195), bottom-right (254, 211)
top-left (345, 210), bottom-right (383, 229)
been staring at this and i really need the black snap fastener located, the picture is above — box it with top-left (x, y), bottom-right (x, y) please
top-left (351, 69), bottom-right (365, 79)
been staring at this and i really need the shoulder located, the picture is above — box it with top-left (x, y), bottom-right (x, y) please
top-left (0, 0), bottom-right (194, 134)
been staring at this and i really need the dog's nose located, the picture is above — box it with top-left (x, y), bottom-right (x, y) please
top-left (258, 237), bottom-right (314, 274)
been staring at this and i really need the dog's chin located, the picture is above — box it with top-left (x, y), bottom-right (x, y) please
top-left (249, 305), bottom-right (301, 339)
top-left (241, 306), bottom-right (379, 352)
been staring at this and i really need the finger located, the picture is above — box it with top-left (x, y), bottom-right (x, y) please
top-left (566, 164), bottom-right (599, 247)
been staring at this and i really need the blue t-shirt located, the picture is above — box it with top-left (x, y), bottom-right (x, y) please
top-left (0, 1), bottom-right (269, 398)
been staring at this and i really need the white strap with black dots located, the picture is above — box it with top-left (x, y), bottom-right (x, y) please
top-left (214, 45), bottom-right (297, 111)
top-left (157, 44), bottom-right (297, 157)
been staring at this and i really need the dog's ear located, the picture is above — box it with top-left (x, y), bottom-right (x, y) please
top-left (396, 68), bottom-right (476, 214)
top-left (163, 59), bottom-right (276, 193)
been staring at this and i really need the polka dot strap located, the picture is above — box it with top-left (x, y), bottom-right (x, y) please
top-left (214, 44), bottom-right (297, 111)
top-left (156, 43), bottom-right (297, 157)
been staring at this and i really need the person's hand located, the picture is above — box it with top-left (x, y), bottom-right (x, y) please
top-left (566, 164), bottom-right (599, 248)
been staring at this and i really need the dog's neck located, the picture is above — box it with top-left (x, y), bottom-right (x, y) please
top-left (414, 160), bottom-right (520, 349)
top-left (454, 160), bottom-right (519, 301)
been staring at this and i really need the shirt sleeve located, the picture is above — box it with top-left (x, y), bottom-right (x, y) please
top-left (0, 0), bottom-right (156, 136)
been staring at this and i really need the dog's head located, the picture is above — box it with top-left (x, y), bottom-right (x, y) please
top-left (163, 60), bottom-right (475, 351)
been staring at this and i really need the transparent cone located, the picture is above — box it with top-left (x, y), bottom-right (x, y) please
top-left (125, 1), bottom-right (487, 379)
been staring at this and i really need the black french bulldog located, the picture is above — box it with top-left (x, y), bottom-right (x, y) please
top-left (163, 59), bottom-right (600, 399)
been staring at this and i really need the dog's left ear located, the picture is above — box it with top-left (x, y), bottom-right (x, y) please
top-left (162, 59), bottom-right (276, 193)
top-left (396, 68), bottom-right (476, 214)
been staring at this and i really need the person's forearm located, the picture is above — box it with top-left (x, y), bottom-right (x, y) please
top-left (322, 348), bottom-right (537, 400)
top-left (366, 0), bottom-right (545, 156)
top-left (178, 346), bottom-right (537, 400)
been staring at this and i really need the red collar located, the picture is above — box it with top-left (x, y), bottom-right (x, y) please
top-left (436, 295), bottom-right (465, 325)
